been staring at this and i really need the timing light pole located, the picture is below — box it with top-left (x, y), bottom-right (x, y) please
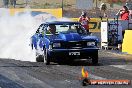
top-left (62, 0), bottom-right (63, 17)
top-left (96, 0), bottom-right (98, 9)
top-left (62, 0), bottom-right (64, 11)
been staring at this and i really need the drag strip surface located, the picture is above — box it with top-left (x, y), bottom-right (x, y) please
top-left (0, 50), bottom-right (132, 88)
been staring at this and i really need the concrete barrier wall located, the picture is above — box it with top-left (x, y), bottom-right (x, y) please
top-left (122, 30), bottom-right (132, 54)
top-left (9, 8), bottom-right (62, 18)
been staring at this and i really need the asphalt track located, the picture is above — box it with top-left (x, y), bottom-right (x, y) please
top-left (0, 50), bottom-right (132, 88)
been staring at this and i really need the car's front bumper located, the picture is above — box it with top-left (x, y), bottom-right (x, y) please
top-left (48, 48), bottom-right (99, 60)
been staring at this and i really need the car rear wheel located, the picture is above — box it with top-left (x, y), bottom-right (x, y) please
top-left (91, 51), bottom-right (98, 65)
top-left (44, 48), bottom-right (50, 65)
top-left (36, 55), bottom-right (44, 62)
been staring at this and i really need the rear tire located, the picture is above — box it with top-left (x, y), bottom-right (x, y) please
top-left (36, 55), bottom-right (44, 62)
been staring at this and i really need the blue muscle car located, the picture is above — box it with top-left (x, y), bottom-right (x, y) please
top-left (31, 21), bottom-right (99, 65)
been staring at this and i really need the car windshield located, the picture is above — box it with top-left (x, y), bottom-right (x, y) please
top-left (46, 23), bottom-right (85, 35)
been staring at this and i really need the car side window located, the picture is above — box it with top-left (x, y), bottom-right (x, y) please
top-left (36, 24), bottom-right (45, 38)
top-left (46, 25), bottom-right (56, 35)
top-left (75, 25), bottom-right (85, 34)
top-left (36, 24), bottom-right (44, 33)
top-left (39, 25), bottom-right (44, 33)
top-left (68, 25), bottom-right (77, 33)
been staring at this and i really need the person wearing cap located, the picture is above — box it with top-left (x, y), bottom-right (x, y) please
top-left (116, 5), bottom-right (130, 20)
top-left (79, 11), bottom-right (90, 33)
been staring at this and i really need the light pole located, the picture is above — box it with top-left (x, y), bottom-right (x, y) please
top-left (96, 0), bottom-right (98, 9)
top-left (25, 0), bottom-right (28, 6)
top-left (95, 0), bottom-right (98, 17)
top-left (61, 0), bottom-right (63, 17)
top-left (62, 0), bottom-right (63, 11)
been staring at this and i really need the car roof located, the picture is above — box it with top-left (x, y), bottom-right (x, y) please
top-left (43, 21), bottom-right (81, 25)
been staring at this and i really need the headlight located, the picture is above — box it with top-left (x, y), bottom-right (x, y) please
top-left (53, 43), bottom-right (61, 47)
top-left (87, 42), bottom-right (95, 46)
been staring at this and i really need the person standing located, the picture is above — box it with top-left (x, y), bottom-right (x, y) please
top-left (3, 0), bottom-right (9, 8)
top-left (10, 0), bottom-right (16, 8)
top-left (79, 11), bottom-right (90, 33)
top-left (116, 6), bottom-right (130, 39)
top-left (116, 6), bottom-right (130, 20)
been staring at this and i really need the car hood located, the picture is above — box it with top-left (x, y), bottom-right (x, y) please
top-left (46, 33), bottom-right (99, 42)
top-left (58, 33), bottom-right (82, 41)
top-left (81, 35), bottom-right (99, 42)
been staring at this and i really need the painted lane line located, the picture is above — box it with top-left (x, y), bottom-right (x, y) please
top-left (65, 80), bottom-right (71, 83)
top-left (110, 65), bottom-right (132, 71)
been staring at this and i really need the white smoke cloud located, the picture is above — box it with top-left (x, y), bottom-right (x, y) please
top-left (0, 8), bottom-right (56, 62)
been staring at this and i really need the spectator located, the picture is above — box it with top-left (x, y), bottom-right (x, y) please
top-left (24, 0), bottom-right (31, 6)
top-left (116, 5), bottom-right (130, 20)
top-left (79, 11), bottom-right (90, 33)
top-left (116, 6), bottom-right (130, 39)
top-left (10, 0), bottom-right (16, 8)
top-left (3, 0), bottom-right (9, 8)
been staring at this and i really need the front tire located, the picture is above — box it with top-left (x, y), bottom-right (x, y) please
top-left (92, 51), bottom-right (98, 65)
top-left (44, 48), bottom-right (50, 65)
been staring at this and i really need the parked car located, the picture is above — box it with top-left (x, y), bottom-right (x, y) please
top-left (31, 21), bottom-right (99, 65)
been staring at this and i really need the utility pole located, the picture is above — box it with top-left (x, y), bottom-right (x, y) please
top-left (62, 0), bottom-right (63, 17)
top-left (95, 0), bottom-right (98, 17)
top-left (62, 0), bottom-right (63, 11)
top-left (96, 0), bottom-right (98, 9)
top-left (25, 0), bottom-right (28, 6)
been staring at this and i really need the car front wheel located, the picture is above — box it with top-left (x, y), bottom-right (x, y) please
top-left (91, 52), bottom-right (98, 65)
top-left (44, 48), bottom-right (50, 65)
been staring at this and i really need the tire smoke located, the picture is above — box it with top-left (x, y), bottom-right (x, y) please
top-left (0, 8), bottom-right (57, 62)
